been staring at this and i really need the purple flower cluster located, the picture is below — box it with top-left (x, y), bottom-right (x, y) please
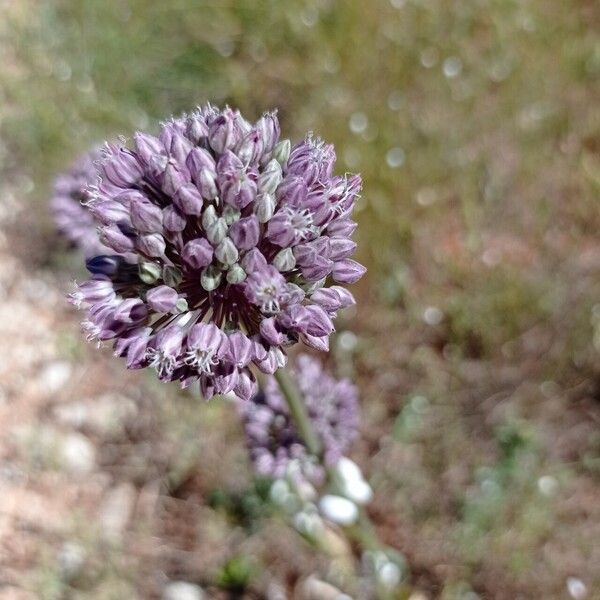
top-left (51, 148), bottom-right (109, 257)
top-left (239, 354), bottom-right (360, 479)
top-left (71, 104), bottom-right (365, 401)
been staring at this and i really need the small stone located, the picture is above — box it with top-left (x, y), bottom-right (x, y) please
top-left (60, 433), bottom-right (96, 474)
top-left (100, 482), bottom-right (136, 541)
top-left (162, 581), bottom-right (205, 600)
top-left (58, 541), bottom-right (86, 581)
top-left (300, 575), bottom-right (351, 600)
top-left (567, 577), bottom-right (587, 600)
top-left (40, 361), bottom-right (72, 394)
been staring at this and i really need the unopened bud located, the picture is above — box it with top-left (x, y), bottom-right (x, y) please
top-left (258, 159), bottom-right (282, 194)
top-left (162, 265), bottom-right (183, 288)
top-left (222, 205), bottom-right (241, 225)
top-left (254, 192), bottom-right (276, 223)
top-left (206, 218), bottom-right (228, 245)
top-left (175, 297), bottom-right (189, 313)
top-left (138, 261), bottom-right (161, 284)
top-left (226, 263), bottom-right (247, 284)
top-left (273, 248), bottom-right (296, 272)
top-left (215, 238), bottom-right (239, 266)
top-left (272, 139), bottom-right (291, 165)
top-left (201, 204), bottom-right (218, 230)
top-left (201, 265), bottom-right (222, 291)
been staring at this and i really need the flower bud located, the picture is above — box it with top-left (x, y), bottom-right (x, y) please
top-left (226, 263), bottom-right (247, 284)
top-left (208, 111), bottom-right (236, 154)
top-left (201, 204), bottom-right (218, 230)
top-left (162, 265), bottom-right (183, 288)
top-left (201, 265), bottom-right (222, 291)
top-left (332, 259), bottom-right (366, 284)
top-left (146, 285), bottom-right (178, 313)
top-left (174, 183), bottom-right (204, 216)
top-left (258, 158), bottom-right (283, 194)
top-left (272, 139), bottom-right (291, 165)
top-left (229, 215), bottom-right (259, 250)
top-left (102, 145), bottom-right (143, 188)
top-left (175, 297), bottom-right (189, 313)
top-left (215, 238), bottom-right (239, 266)
top-left (130, 199), bottom-right (164, 233)
top-left (222, 205), bottom-right (241, 225)
top-left (182, 238), bottom-right (213, 269)
top-left (206, 217), bottom-right (228, 245)
top-left (100, 225), bottom-right (135, 253)
top-left (273, 248), bottom-right (296, 272)
top-left (136, 233), bottom-right (166, 257)
top-left (254, 192), bottom-right (276, 223)
top-left (162, 205), bottom-right (186, 232)
top-left (138, 260), bottom-right (161, 284)
top-left (198, 168), bottom-right (218, 200)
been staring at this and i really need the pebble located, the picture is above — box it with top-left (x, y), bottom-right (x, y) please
top-left (40, 361), bottom-right (72, 394)
top-left (99, 482), bottom-right (136, 541)
top-left (60, 433), bottom-right (96, 474)
top-left (162, 581), bottom-right (205, 600)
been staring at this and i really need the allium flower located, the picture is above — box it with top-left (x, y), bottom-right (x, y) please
top-left (239, 354), bottom-right (360, 479)
top-left (51, 147), bottom-right (110, 257)
top-left (70, 104), bottom-right (365, 401)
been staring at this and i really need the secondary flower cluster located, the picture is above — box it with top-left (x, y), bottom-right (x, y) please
top-left (51, 147), bottom-right (109, 257)
top-left (70, 104), bottom-right (365, 400)
top-left (239, 354), bottom-right (360, 480)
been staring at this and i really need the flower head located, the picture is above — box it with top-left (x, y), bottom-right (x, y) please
top-left (239, 354), bottom-right (360, 480)
top-left (50, 147), bottom-right (110, 257)
top-left (71, 104), bottom-right (365, 400)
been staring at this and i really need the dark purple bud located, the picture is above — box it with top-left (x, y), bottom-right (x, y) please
top-left (162, 205), bottom-right (187, 232)
top-left (229, 215), bottom-right (259, 251)
top-left (332, 259), bottom-right (366, 284)
top-left (174, 183), bottom-right (204, 216)
top-left (136, 233), bottom-right (166, 257)
top-left (130, 199), bottom-right (164, 233)
top-left (182, 238), bottom-right (213, 269)
top-left (146, 285), bottom-right (178, 312)
top-left (86, 255), bottom-right (124, 276)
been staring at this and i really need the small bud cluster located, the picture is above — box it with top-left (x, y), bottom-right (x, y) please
top-left (239, 354), bottom-right (359, 478)
top-left (50, 148), bottom-right (109, 257)
top-left (70, 105), bottom-right (365, 400)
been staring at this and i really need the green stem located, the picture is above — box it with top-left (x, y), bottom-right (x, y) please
top-left (274, 368), bottom-right (321, 456)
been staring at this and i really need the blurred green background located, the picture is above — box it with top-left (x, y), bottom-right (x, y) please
top-left (1, 0), bottom-right (599, 598)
